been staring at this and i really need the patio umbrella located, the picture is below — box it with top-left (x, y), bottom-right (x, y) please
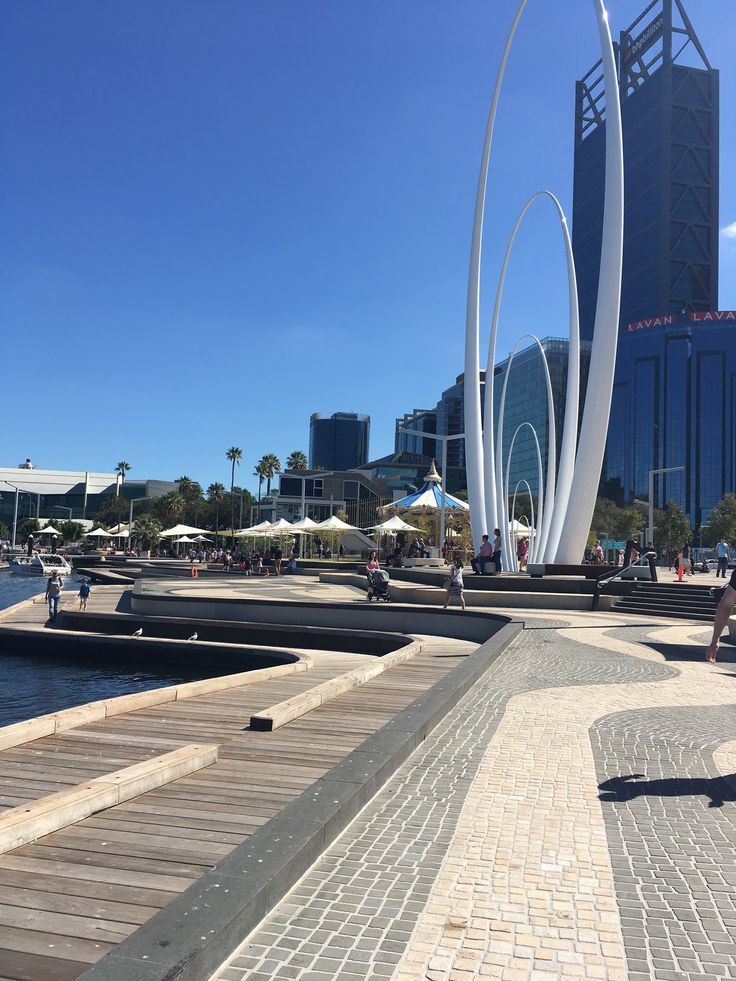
top-left (38, 525), bottom-right (62, 536)
top-left (290, 517), bottom-right (319, 530)
top-left (176, 535), bottom-right (196, 543)
top-left (192, 535), bottom-right (212, 543)
top-left (160, 524), bottom-right (211, 537)
top-left (86, 527), bottom-right (112, 538)
top-left (316, 515), bottom-right (359, 531)
top-left (236, 521), bottom-right (273, 536)
top-left (267, 518), bottom-right (296, 533)
top-left (107, 523), bottom-right (129, 534)
top-left (366, 515), bottom-right (422, 532)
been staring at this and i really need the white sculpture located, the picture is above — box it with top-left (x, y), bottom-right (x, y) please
top-left (463, 0), bottom-right (623, 564)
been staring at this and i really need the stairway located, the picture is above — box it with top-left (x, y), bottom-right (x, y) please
top-left (611, 581), bottom-right (719, 621)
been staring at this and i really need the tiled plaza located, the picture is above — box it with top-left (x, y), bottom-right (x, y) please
top-left (211, 609), bottom-right (736, 981)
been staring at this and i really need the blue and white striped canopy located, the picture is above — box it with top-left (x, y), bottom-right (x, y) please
top-left (391, 480), bottom-right (469, 511)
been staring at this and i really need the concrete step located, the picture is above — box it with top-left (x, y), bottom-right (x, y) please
top-left (613, 601), bottom-right (714, 622)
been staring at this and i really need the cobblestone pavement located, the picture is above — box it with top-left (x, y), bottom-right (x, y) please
top-left (211, 613), bottom-right (736, 981)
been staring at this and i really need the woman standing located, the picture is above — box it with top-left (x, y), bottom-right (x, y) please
top-left (366, 549), bottom-right (380, 600)
top-left (443, 557), bottom-right (466, 611)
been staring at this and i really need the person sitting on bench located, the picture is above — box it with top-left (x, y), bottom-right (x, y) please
top-left (471, 534), bottom-right (494, 575)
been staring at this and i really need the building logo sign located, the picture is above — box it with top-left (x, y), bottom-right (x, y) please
top-left (626, 311), bottom-right (736, 332)
top-left (627, 315), bottom-right (676, 332)
top-left (622, 14), bottom-right (665, 65)
top-left (689, 310), bottom-right (736, 322)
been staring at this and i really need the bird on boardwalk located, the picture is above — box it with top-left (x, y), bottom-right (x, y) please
top-left (187, 632), bottom-right (198, 642)
top-left (132, 627), bottom-right (143, 637)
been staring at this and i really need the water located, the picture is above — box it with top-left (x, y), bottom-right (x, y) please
top-left (0, 571), bottom-right (232, 727)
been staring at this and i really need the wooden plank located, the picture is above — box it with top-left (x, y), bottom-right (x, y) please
top-left (0, 947), bottom-right (91, 981)
top-left (0, 923), bottom-right (115, 963)
top-left (0, 867), bottom-right (174, 909)
top-left (0, 854), bottom-right (196, 892)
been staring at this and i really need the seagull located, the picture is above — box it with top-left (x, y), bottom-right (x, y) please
top-left (132, 627), bottom-right (143, 637)
top-left (187, 632), bottom-right (198, 642)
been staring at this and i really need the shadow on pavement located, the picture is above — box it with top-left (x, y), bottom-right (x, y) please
top-left (599, 773), bottom-right (736, 808)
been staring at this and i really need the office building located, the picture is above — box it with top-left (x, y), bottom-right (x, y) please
top-left (309, 412), bottom-right (370, 472)
top-left (573, 0), bottom-right (719, 340)
top-left (574, 0), bottom-right (728, 526)
top-left (604, 309), bottom-right (736, 527)
top-left (0, 467), bottom-right (179, 529)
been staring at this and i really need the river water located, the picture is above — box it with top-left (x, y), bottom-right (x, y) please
top-left (0, 571), bottom-right (223, 727)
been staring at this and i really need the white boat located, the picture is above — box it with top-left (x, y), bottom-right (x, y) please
top-left (9, 554), bottom-right (73, 577)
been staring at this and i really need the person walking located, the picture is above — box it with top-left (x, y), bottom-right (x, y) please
top-left (78, 577), bottom-right (91, 611)
top-left (518, 536), bottom-right (528, 572)
top-left (471, 534), bottom-right (493, 575)
top-left (273, 543), bottom-right (283, 576)
top-left (715, 538), bottom-right (730, 578)
top-left (492, 528), bottom-right (503, 574)
top-left (45, 570), bottom-right (64, 620)
top-left (443, 557), bottom-right (466, 611)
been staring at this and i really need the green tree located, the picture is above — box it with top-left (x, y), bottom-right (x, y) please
top-left (207, 482), bottom-right (225, 541)
top-left (617, 504), bottom-right (648, 542)
top-left (176, 475), bottom-right (194, 498)
top-left (226, 447), bottom-right (243, 543)
top-left (0, 521), bottom-right (9, 540)
top-left (653, 501), bottom-right (691, 560)
top-left (133, 513), bottom-right (162, 551)
top-left (259, 454), bottom-right (282, 495)
top-left (152, 492), bottom-right (185, 528)
top-left (703, 493), bottom-right (736, 546)
top-left (115, 461), bottom-right (131, 482)
top-left (57, 520), bottom-right (85, 543)
top-left (17, 517), bottom-right (41, 541)
top-left (286, 451), bottom-right (308, 471)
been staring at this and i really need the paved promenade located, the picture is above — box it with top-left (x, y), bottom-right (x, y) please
top-left (212, 610), bottom-right (736, 981)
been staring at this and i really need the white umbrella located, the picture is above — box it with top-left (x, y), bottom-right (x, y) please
top-left (160, 524), bottom-right (211, 537)
top-left (109, 530), bottom-right (130, 538)
top-left (38, 525), bottom-right (62, 536)
top-left (86, 527), bottom-right (112, 538)
top-left (267, 518), bottom-right (296, 533)
top-left (193, 535), bottom-right (212, 542)
top-left (291, 516), bottom-right (319, 531)
top-left (107, 523), bottom-right (130, 534)
top-left (366, 515), bottom-right (421, 532)
top-left (176, 535), bottom-right (196, 543)
top-left (316, 515), bottom-right (359, 531)
top-left (236, 521), bottom-right (273, 536)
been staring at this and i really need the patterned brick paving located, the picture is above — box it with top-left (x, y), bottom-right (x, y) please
top-left (211, 614), bottom-right (736, 981)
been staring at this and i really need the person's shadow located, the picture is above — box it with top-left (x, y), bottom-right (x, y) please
top-left (639, 640), bottom-right (736, 664)
top-left (599, 773), bottom-right (736, 808)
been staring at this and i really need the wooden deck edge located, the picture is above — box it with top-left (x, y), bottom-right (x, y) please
top-left (76, 621), bottom-right (522, 981)
top-left (0, 656), bottom-right (311, 753)
top-left (250, 639), bottom-right (423, 731)
top-left (0, 743), bottom-right (218, 855)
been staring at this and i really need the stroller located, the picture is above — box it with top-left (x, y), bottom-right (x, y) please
top-left (368, 568), bottom-right (391, 602)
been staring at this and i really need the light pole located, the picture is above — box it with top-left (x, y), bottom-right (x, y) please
top-left (398, 428), bottom-right (465, 548)
top-left (647, 466), bottom-right (686, 545)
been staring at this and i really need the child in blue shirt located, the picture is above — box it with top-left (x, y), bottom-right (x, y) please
top-left (78, 578), bottom-right (91, 611)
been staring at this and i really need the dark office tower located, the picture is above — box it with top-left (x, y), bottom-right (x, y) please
top-left (573, 0), bottom-right (719, 340)
top-left (309, 413), bottom-right (370, 471)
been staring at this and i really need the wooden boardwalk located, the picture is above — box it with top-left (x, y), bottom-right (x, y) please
top-left (0, 588), bottom-right (476, 980)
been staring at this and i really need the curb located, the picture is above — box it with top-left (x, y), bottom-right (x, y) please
top-left (77, 620), bottom-right (522, 981)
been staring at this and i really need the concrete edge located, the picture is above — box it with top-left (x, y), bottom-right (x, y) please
top-left (76, 620), bottom-right (523, 981)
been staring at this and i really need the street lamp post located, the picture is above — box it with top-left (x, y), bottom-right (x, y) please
top-left (647, 466), bottom-right (686, 545)
top-left (398, 428), bottom-right (465, 548)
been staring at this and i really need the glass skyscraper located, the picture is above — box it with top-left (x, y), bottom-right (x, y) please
top-left (573, 0), bottom-right (727, 528)
top-left (309, 412), bottom-right (370, 472)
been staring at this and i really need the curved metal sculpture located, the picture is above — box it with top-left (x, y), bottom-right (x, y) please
top-left (511, 479), bottom-right (535, 571)
top-left (503, 423), bottom-right (544, 568)
top-left (463, 0), bottom-right (623, 564)
top-left (492, 334), bottom-right (555, 566)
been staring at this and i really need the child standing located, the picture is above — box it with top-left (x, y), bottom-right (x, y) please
top-left (78, 578), bottom-right (91, 611)
top-left (443, 558), bottom-right (466, 611)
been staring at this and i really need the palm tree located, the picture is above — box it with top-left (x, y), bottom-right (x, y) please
top-left (207, 482), bottom-right (225, 542)
top-left (259, 454), bottom-right (282, 496)
top-left (286, 451), bottom-right (308, 471)
top-left (133, 514), bottom-right (162, 552)
top-left (253, 463), bottom-right (267, 503)
top-left (155, 492), bottom-right (185, 528)
top-left (114, 461), bottom-right (131, 527)
top-left (226, 447), bottom-right (243, 545)
top-left (176, 475), bottom-right (194, 498)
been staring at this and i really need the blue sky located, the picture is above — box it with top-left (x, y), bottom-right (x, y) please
top-left (2, 0), bottom-right (735, 493)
